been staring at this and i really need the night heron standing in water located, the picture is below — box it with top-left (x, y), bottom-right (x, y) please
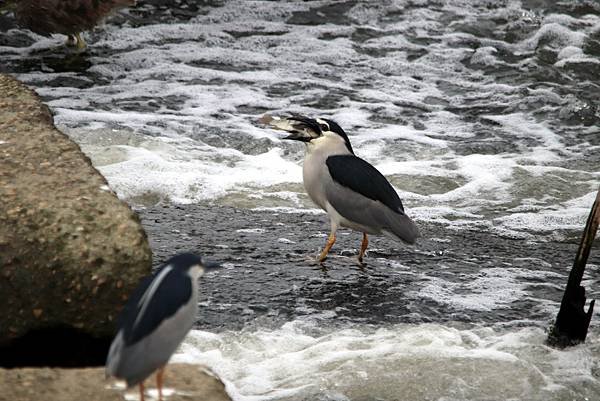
top-left (106, 253), bottom-right (221, 401)
top-left (8, 0), bottom-right (135, 50)
top-left (262, 114), bottom-right (419, 263)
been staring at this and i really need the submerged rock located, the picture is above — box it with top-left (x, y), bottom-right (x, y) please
top-left (0, 74), bottom-right (152, 365)
top-left (0, 363), bottom-right (232, 401)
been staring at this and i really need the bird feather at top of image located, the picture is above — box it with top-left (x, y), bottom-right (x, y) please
top-left (10, 0), bottom-right (136, 49)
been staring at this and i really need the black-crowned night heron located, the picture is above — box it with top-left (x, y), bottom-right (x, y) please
top-left (8, 0), bottom-right (135, 49)
top-left (262, 114), bottom-right (419, 263)
top-left (105, 253), bottom-right (221, 401)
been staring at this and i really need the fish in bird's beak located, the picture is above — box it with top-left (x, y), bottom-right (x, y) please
top-left (260, 114), bottom-right (322, 142)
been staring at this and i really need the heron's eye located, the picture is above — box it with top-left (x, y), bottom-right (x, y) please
top-left (319, 123), bottom-right (329, 131)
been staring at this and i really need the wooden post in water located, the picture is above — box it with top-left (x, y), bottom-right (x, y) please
top-left (547, 187), bottom-right (599, 347)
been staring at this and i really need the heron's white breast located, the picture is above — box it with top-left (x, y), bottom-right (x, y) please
top-left (302, 134), bottom-right (352, 211)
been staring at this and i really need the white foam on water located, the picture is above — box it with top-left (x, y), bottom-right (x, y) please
top-left (251, 206), bottom-right (325, 215)
top-left (430, 154), bottom-right (516, 203)
top-left (356, 125), bottom-right (449, 148)
top-left (494, 190), bottom-right (598, 235)
top-left (482, 113), bottom-right (564, 150)
top-left (98, 145), bottom-right (302, 204)
top-left (236, 228), bottom-right (266, 234)
top-left (172, 321), bottom-right (600, 401)
top-left (519, 22), bottom-right (587, 53)
top-left (413, 267), bottom-right (553, 312)
top-left (377, 159), bottom-right (451, 178)
top-left (470, 46), bottom-right (499, 66)
top-left (555, 45), bottom-right (600, 68)
top-left (5, 0), bottom-right (597, 236)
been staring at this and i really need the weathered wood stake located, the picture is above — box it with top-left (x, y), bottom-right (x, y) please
top-left (547, 187), bottom-right (599, 347)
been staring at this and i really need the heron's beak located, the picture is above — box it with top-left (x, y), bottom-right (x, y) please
top-left (282, 131), bottom-right (312, 142)
top-left (260, 114), bottom-right (320, 142)
top-left (201, 259), bottom-right (222, 272)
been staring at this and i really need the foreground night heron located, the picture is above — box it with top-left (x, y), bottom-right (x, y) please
top-left (106, 253), bottom-right (221, 401)
top-left (9, 0), bottom-right (135, 50)
top-left (262, 114), bottom-right (419, 263)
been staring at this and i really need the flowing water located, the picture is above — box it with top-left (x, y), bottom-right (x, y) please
top-left (1, 1), bottom-right (600, 400)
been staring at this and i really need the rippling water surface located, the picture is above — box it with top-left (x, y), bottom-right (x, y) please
top-left (1, 1), bottom-right (599, 400)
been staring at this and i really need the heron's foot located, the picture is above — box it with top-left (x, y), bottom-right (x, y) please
top-left (313, 258), bottom-right (329, 270)
top-left (318, 233), bottom-right (336, 262)
top-left (357, 233), bottom-right (369, 264)
top-left (302, 254), bottom-right (320, 264)
top-left (356, 256), bottom-right (367, 267)
top-left (357, 250), bottom-right (370, 266)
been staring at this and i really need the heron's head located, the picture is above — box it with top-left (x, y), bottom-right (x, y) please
top-left (261, 113), bottom-right (354, 154)
top-left (168, 253), bottom-right (222, 277)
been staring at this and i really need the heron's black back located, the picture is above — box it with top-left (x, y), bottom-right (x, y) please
top-left (117, 262), bottom-right (194, 346)
top-left (326, 154), bottom-right (405, 213)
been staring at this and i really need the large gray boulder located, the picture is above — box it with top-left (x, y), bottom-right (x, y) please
top-left (0, 74), bottom-right (152, 359)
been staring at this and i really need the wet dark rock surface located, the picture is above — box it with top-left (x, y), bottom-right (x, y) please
top-left (139, 204), bottom-right (600, 332)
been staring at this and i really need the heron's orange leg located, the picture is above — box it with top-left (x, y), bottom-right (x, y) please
top-left (318, 233), bottom-right (336, 262)
top-left (139, 381), bottom-right (145, 401)
top-left (358, 233), bottom-right (369, 263)
top-left (156, 366), bottom-right (166, 401)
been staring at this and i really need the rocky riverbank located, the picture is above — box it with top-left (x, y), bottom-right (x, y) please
top-left (0, 73), bottom-right (151, 365)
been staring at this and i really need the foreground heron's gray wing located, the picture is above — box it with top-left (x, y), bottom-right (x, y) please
top-left (325, 155), bottom-right (419, 244)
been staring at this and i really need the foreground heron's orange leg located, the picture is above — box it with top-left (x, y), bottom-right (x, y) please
top-left (318, 232), bottom-right (336, 262)
top-left (139, 381), bottom-right (145, 401)
top-left (156, 366), bottom-right (166, 401)
top-left (358, 233), bottom-right (369, 263)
